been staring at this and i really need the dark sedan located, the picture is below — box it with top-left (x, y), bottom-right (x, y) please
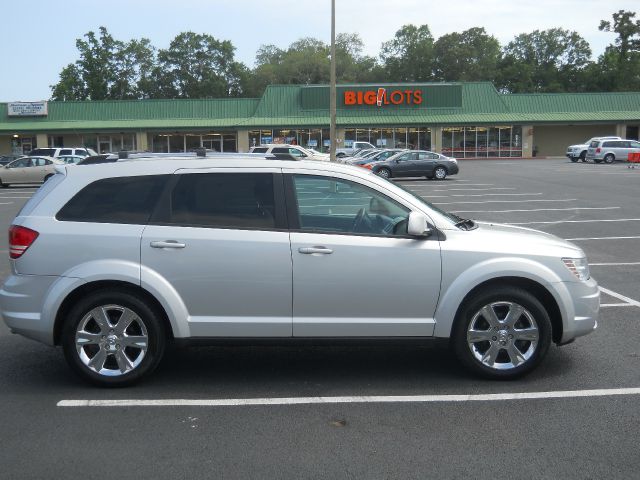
top-left (367, 150), bottom-right (459, 180)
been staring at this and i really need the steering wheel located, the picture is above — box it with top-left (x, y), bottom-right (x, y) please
top-left (352, 207), bottom-right (368, 232)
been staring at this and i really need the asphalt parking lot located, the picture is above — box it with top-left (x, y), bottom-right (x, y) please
top-left (0, 158), bottom-right (638, 479)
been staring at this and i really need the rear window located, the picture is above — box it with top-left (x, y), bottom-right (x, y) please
top-left (30, 148), bottom-right (55, 157)
top-left (163, 173), bottom-right (276, 229)
top-left (56, 175), bottom-right (168, 224)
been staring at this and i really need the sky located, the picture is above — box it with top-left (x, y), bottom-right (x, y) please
top-left (1, 0), bottom-right (637, 101)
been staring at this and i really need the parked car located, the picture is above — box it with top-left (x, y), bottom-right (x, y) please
top-left (346, 149), bottom-right (407, 166)
top-left (58, 155), bottom-right (86, 165)
top-left (0, 156), bottom-right (598, 386)
top-left (336, 141), bottom-right (376, 158)
top-left (29, 147), bottom-right (98, 158)
top-left (0, 156), bottom-right (64, 187)
top-left (368, 150), bottom-right (459, 180)
top-left (0, 155), bottom-right (21, 165)
top-left (249, 144), bottom-right (329, 161)
top-left (566, 136), bottom-right (621, 162)
top-left (585, 138), bottom-right (640, 163)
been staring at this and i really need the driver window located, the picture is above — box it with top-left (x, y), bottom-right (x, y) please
top-left (292, 175), bottom-right (410, 236)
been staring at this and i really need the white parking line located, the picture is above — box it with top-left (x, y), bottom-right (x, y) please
top-left (452, 207), bottom-right (620, 214)
top-left (590, 262), bottom-right (640, 266)
top-left (599, 287), bottom-right (640, 308)
top-left (567, 236), bottom-right (640, 241)
top-left (406, 183), bottom-right (496, 187)
top-left (601, 303), bottom-right (635, 308)
top-left (57, 387), bottom-right (640, 407)
top-left (430, 188), bottom-right (517, 192)
top-left (449, 193), bottom-right (543, 197)
top-left (435, 199), bottom-right (576, 205)
top-left (509, 218), bottom-right (640, 226)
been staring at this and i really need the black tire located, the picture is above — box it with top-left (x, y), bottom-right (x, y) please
top-left (604, 153), bottom-right (615, 164)
top-left (0, 178), bottom-right (8, 188)
top-left (579, 151), bottom-right (587, 162)
top-left (62, 289), bottom-right (166, 387)
top-left (434, 166), bottom-right (447, 180)
top-left (377, 168), bottom-right (392, 179)
top-left (451, 286), bottom-right (552, 380)
top-left (44, 174), bottom-right (53, 182)
top-left (570, 157), bottom-right (579, 163)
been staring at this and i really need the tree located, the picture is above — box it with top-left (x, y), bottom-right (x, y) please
top-left (597, 10), bottom-right (640, 91)
top-left (50, 27), bottom-right (156, 100)
top-left (152, 32), bottom-right (245, 98)
top-left (497, 28), bottom-right (593, 92)
top-left (380, 24), bottom-right (435, 82)
top-left (433, 27), bottom-right (501, 82)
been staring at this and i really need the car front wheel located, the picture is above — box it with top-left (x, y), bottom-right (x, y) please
top-left (451, 286), bottom-right (551, 379)
top-left (434, 166), bottom-right (447, 180)
top-left (377, 168), bottom-right (391, 178)
top-left (62, 289), bottom-right (166, 387)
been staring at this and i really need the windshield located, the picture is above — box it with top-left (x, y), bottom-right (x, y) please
top-left (379, 177), bottom-right (462, 225)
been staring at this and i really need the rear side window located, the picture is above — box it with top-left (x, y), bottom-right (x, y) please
top-left (57, 175), bottom-right (168, 224)
top-left (165, 173), bottom-right (276, 229)
top-left (589, 141), bottom-right (599, 148)
top-left (59, 149), bottom-right (73, 156)
top-left (251, 147), bottom-right (268, 153)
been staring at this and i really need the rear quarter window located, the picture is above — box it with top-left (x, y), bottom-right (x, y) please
top-left (56, 175), bottom-right (168, 224)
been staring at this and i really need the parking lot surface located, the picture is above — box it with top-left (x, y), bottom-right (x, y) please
top-left (0, 159), bottom-right (639, 479)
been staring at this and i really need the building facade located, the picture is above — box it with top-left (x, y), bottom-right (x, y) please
top-left (1, 82), bottom-right (639, 158)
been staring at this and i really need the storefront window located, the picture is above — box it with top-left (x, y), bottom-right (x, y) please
top-left (443, 126), bottom-right (522, 158)
top-left (186, 134), bottom-right (201, 152)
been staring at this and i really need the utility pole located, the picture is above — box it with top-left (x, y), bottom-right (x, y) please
top-left (329, 0), bottom-right (337, 162)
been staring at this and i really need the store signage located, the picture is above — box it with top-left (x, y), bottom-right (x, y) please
top-left (7, 101), bottom-right (48, 116)
top-left (343, 88), bottom-right (423, 106)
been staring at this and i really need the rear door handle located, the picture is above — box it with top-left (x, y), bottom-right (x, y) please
top-left (298, 246), bottom-right (333, 255)
top-left (150, 240), bottom-right (186, 249)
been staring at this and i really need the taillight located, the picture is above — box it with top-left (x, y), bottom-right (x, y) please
top-left (9, 225), bottom-right (39, 259)
top-left (361, 164), bottom-right (373, 170)
top-left (596, 147), bottom-right (601, 153)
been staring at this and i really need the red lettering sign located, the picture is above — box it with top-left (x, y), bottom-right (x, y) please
top-left (343, 89), bottom-right (424, 107)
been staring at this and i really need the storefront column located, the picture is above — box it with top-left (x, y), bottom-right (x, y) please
top-left (522, 125), bottom-right (534, 157)
top-left (136, 132), bottom-right (149, 152)
top-left (237, 129), bottom-right (250, 152)
top-left (35, 133), bottom-right (47, 149)
top-left (431, 127), bottom-right (442, 153)
top-left (0, 136), bottom-right (10, 155)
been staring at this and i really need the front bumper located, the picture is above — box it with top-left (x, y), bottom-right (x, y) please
top-left (559, 277), bottom-right (599, 344)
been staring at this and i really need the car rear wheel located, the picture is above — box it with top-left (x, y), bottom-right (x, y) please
top-left (451, 286), bottom-right (551, 379)
top-left (62, 289), bottom-right (166, 387)
top-left (434, 166), bottom-right (447, 180)
top-left (377, 168), bottom-right (391, 179)
top-left (604, 154), bottom-right (615, 164)
top-left (0, 179), bottom-right (7, 188)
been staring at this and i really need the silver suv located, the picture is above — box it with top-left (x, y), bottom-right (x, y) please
top-left (585, 139), bottom-right (640, 163)
top-left (0, 158), bottom-right (599, 386)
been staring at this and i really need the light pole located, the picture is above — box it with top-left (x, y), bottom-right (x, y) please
top-left (329, 0), bottom-right (337, 162)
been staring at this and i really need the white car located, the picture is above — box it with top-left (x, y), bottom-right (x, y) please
top-left (249, 144), bottom-right (329, 161)
top-left (0, 156), bottom-right (64, 187)
top-left (566, 136), bottom-right (621, 162)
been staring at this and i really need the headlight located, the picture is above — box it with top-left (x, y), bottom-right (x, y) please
top-left (562, 257), bottom-right (590, 281)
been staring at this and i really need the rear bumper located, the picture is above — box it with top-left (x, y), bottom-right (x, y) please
top-left (0, 274), bottom-right (59, 345)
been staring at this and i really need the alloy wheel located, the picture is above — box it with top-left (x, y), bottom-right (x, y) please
top-left (466, 301), bottom-right (539, 370)
top-left (75, 304), bottom-right (149, 376)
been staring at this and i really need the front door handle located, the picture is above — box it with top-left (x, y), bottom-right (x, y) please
top-left (298, 246), bottom-right (333, 255)
top-left (150, 240), bottom-right (186, 249)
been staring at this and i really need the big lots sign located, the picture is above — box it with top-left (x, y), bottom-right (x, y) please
top-left (343, 88), bottom-right (423, 106)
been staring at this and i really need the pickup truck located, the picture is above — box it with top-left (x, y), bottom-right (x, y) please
top-left (336, 141), bottom-right (375, 158)
top-left (566, 136), bottom-right (621, 162)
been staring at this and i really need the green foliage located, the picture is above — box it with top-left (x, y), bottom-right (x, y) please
top-left (380, 24), bottom-right (435, 81)
top-left (50, 11), bottom-right (640, 101)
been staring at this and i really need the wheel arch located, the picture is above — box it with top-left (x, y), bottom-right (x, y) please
top-left (53, 280), bottom-right (174, 346)
top-left (436, 276), bottom-right (564, 344)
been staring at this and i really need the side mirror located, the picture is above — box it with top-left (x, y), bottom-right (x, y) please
top-left (407, 212), bottom-right (432, 237)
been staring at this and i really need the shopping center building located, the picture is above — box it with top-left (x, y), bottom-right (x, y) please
top-left (1, 82), bottom-right (639, 158)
